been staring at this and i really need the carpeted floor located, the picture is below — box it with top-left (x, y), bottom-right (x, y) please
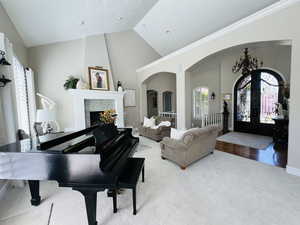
top-left (0, 137), bottom-right (300, 225)
top-left (217, 132), bottom-right (273, 149)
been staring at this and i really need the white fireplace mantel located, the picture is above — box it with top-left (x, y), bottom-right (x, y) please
top-left (69, 89), bottom-right (125, 130)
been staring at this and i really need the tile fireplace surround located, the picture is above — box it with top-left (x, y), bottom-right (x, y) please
top-left (69, 89), bottom-right (125, 130)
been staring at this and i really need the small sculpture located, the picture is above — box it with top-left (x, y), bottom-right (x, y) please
top-left (223, 100), bottom-right (229, 114)
top-left (117, 81), bottom-right (123, 92)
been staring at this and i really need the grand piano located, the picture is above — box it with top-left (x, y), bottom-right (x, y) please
top-left (0, 124), bottom-right (139, 225)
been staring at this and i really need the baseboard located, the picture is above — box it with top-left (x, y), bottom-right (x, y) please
top-left (0, 181), bottom-right (10, 200)
top-left (286, 166), bottom-right (300, 177)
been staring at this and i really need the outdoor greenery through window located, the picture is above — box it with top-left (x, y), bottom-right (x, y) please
top-left (193, 87), bottom-right (209, 119)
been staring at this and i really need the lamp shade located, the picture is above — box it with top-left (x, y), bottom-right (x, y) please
top-left (36, 109), bottom-right (56, 122)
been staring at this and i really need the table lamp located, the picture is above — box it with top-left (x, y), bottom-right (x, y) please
top-left (36, 109), bottom-right (57, 134)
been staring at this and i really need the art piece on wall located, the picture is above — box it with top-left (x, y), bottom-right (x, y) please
top-left (124, 89), bottom-right (136, 107)
top-left (88, 67), bottom-right (109, 91)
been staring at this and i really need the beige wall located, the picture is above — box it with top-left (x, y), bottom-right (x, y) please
top-left (136, 1), bottom-right (300, 173)
top-left (100, 30), bottom-right (160, 127)
top-left (28, 39), bottom-right (85, 129)
top-left (28, 30), bottom-right (160, 129)
top-left (145, 72), bottom-right (176, 113)
top-left (0, 3), bottom-right (27, 65)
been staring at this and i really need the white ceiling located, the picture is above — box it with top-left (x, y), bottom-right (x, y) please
top-left (134, 0), bottom-right (280, 56)
top-left (0, 0), bottom-right (281, 53)
top-left (0, 0), bottom-right (158, 47)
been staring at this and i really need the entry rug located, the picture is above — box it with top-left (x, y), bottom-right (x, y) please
top-left (217, 132), bottom-right (273, 149)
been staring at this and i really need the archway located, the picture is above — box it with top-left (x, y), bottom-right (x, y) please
top-left (234, 68), bottom-right (284, 136)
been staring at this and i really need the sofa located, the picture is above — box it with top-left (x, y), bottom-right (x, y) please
top-left (139, 117), bottom-right (175, 142)
top-left (160, 126), bottom-right (219, 169)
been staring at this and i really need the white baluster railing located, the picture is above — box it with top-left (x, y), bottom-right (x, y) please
top-left (199, 112), bottom-right (223, 128)
top-left (159, 111), bottom-right (177, 118)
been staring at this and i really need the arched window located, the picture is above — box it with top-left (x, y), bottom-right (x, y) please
top-left (162, 91), bottom-right (172, 112)
top-left (193, 87), bottom-right (209, 119)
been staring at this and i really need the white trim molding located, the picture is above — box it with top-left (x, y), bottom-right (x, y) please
top-left (286, 166), bottom-right (300, 177)
top-left (136, 0), bottom-right (300, 73)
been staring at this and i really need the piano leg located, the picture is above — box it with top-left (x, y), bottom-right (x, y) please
top-left (113, 189), bottom-right (117, 213)
top-left (28, 180), bottom-right (41, 206)
top-left (74, 188), bottom-right (103, 225)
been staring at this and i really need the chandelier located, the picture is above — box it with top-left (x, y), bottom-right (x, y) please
top-left (232, 48), bottom-right (263, 75)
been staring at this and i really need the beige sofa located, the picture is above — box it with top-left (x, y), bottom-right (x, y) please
top-left (139, 117), bottom-right (175, 142)
top-left (160, 126), bottom-right (219, 169)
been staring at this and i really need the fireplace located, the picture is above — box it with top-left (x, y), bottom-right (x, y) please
top-left (89, 111), bottom-right (103, 126)
top-left (69, 89), bottom-right (125, 130)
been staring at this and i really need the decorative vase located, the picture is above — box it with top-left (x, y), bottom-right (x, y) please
top-left (76, 79), bottom-right (89, 89)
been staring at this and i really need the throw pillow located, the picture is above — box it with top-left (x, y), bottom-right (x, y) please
top-left (158, 121), bottom-right (171, 127)
top-left (170, 128), bottom-right (186, 140)
top-left (143, 117), bottom-right (155, 128)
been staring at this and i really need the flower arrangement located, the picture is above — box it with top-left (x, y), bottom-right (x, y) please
top-left (99, 109), bottom-right (117, 124)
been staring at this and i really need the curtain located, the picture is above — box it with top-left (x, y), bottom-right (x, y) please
top-left (25, 68), bottom-right (37, 136)
top-left (13, 58), bottom-right (37, 136)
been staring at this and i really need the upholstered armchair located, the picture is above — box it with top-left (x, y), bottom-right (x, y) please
top-left (160, 126), bottom-right (219, 169)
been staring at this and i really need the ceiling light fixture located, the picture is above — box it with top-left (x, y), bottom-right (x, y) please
top-left (232, 48), bottom-right (263, 76)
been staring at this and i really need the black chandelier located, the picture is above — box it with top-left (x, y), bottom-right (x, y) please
top-left (232, 48), bottom-right (263, 76)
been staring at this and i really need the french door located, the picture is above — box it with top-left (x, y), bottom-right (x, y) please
top-left (234, 69), bottom-right (283, 136)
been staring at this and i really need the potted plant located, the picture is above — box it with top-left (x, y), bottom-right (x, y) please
top-left (64, 76), bottom-right (79, 90)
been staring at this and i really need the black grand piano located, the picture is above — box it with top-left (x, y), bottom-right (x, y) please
top-left (0, 124), bottom-right (139, 225)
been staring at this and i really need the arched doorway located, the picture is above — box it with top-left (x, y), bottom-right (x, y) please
top-left (234, 69), bottom-right (284, 136)
top-left (147, 90), bottom-right (158, 117)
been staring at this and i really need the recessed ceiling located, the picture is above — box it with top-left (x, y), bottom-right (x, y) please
top-left (0, 0), bottom-right (158, 47)
top-left (135, 0), bottom-right (280, 56)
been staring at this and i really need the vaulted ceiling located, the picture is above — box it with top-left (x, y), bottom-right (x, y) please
top-left (0, 0), bottom-right (158, 47)
top-left (1, 0), bottom-right (280, 54)
top-left (134, 0), bottom-right (280, 56)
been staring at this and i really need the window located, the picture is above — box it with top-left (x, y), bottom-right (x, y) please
top-left (163, 91), bottom-right (172, 112)
top-left (193, 87), bottom-right (209, 119)
top-left (13, 56), bottom-right (36, 136)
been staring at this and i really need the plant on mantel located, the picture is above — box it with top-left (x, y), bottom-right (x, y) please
top-left (63, 76), bottom-right (79, 90)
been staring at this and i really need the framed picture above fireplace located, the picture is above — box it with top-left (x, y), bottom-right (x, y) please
top-left (88, 67), bottom-right (109, 91)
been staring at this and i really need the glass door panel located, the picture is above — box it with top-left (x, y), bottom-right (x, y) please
top-left (260, 72), bottom-right (279, 124)
top-left (237, 75), bottom-right (251, 122)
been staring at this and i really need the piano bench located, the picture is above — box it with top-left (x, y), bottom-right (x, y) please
top-left (115, 157), bottom-right (145, 215)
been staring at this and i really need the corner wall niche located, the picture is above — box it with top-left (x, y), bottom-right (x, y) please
top-left (69, 89), bottom-right (125, 130)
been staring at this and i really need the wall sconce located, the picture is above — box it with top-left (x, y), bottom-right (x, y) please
top-left (211, 92), bottom-right (216, 100)
top-left (0, 50), bottom-right (11, 66)
top-left (0, 75), bottom-right (12, 87)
